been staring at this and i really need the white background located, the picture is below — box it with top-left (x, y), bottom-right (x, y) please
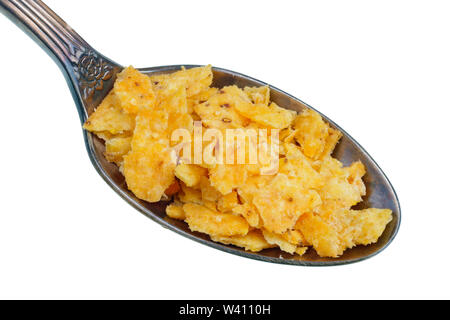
top-left (0, 0), bottom-right (448, 300)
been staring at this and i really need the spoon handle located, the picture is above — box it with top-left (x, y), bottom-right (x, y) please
top-left (0, 0), bottom-right (121, 116)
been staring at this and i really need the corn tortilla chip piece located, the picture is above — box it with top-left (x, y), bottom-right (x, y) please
top-left (211, 230), bottom-right (274, 252)
top-left (194, 86), bottom-right (250, 130)
top-left (179, 182), bottom-right (203, 204)
top-left (234, 101), bottom-right (296, 129)
top-left (184, 203), bottom-right (249, 237)
top-left (122, 112), bottom-right (176, 202)
top-left (151, 65), bottom-right (213, 98)
top-left (114, 66), bottom-right (156, 114)
top-left (166, 202), bottom-right (186, 220)
top-left (83, 90), bottom-right (135, 135)
top-left (174, 164), bottom-right (208, 188)
top-left (294, 109), bottom-right (342, 160)
top-left (252, 174), bottom-right (321, 233)
top-left (244, 86), bottom-right (270, 105)
top-left (104, 136), bottom-right (132, 164)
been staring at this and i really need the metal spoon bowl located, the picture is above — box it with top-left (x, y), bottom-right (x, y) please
top-left (0, 0), bottom-right (400, 266)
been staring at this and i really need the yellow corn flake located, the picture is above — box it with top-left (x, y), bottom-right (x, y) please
top-left (295, 247), bottom-right (308, 256)
top-left (188, 87), bottom-right (219, 114)
top-left (114, 66), bottom-right (156, 114)
top-left (252, 174), bottom-right (321, 233)
top-left (122, 113), bottom-right (176, 202)
top-left (154, 77), bottom-right (187, 111)
top-left (179, 182), bottom-right (203, 204)
top-left (164, 89), bottom-right (194, 134)
top-left (325, 208), bottom-right (393, 248)
top-left (235, 100), bottom-right (296, 129)
top-left (296, 212), bottom-right (343, 257)
top-left (351, 208), bottom-right (392, 245)
top-left (104, 136), bottom-right (132, 164)
top-left (217, 191), bottom-right (239, 213)
top-left (202, 200), bottom-right (218, 212)
top-left (281, 229), bottom-right (305, 246)
top-left (261, 229), bottom-right (308, 256)
top-left (209, 164), bottom-right (248, 195)
top-left (211, 230), bottom-right (274, 252)
top-left (194, 86), bottom-right (250, 130)
top-left (322, 127), bottom-right (343, 159)
top-left (294, 108), bottom-right (342, 160)
top-left (297, 208), bottom-right (392, 258)
top-left (232, 203), bottom-right (261, 228)
top-left (346, 161), bottom-right (366, 196)
top-left (83, 91), bottom-right (135, 135)
top-left (123, 143), bottom-right (175, 202)
top-left (166, 202), bottom-right (186, 220)
top-left (184, 203), bottom-right (249, 237)
top-left (279, 127), bottom-right (298, 143)
top-left (244, 86), bottom-right (270, 105)
top-left (279, 143), bottom-right (324, 190)
top-left (317, 157), bottom-right (366, 214)
top-left (174, 164), bottom-right (208, 188)
top-left (151, 65), bottom-right (213, 98)
top-left (199, 176), bottom-right (221, 202)
top-left (236, 175), bottom-right (272, 204)
top-left (262, 230), bottom-right (298, 254)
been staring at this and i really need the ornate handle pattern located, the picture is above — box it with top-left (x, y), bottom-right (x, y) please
top-left (0, 0), bottom-right (121, 105)
top-left (75, 51), bottom-right (114, 101)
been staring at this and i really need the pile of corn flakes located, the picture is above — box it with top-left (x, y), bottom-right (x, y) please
top-left (84, 65), bottom-right (392, 258)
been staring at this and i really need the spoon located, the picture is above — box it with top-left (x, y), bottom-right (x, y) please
top-left (0, 0), bottom-right (400, 266)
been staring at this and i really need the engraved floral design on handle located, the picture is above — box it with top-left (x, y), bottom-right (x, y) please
top-left (74, 51), bottom-right (113, 100)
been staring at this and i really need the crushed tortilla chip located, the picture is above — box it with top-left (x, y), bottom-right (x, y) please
top-left (184, 203), bottom-right (249, 237)
top-left (83, 91), bottom-right (135, 135)
top-left (166, 201), bottom-right (186, 220)
top-left (234, 101), bottom-right (296, 129)
top-left (104, 136), bottom-right (132, 164)
top-left (211, 230), bottom-right (274, 252)
top-left (244, 86), bottom-right (270, 105)
top-left (122, 112), bottom-right (175, 202)
top-left (175, 164), bottom-right (208, 188)
top-left (114, 66), bottom-right (156, 114)
top-left (84, 65), bottom-right (393, 258)
top-left (294, 108), bottom-right (342, 160)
